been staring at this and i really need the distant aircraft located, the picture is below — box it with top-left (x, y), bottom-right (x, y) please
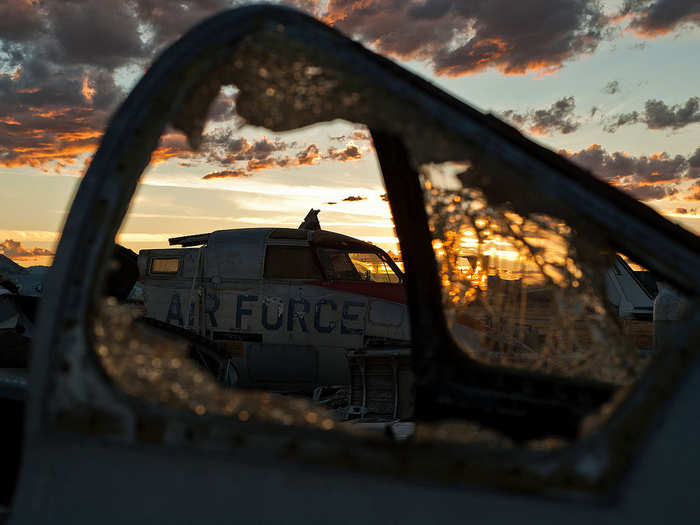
top-left (138, 211), bottom-right (408, 393)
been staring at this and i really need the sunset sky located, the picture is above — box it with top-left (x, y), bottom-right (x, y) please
top-left (1, 0), bottom-right (698, 267)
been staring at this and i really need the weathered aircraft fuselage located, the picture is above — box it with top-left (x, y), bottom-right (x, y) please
top-left (138, 227), bottom-right (409, 392)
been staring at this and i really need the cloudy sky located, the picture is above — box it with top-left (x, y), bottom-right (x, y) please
top-left (1, 0), bottom-right (698, 266)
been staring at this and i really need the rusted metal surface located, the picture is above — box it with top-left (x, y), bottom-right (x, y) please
top-left (8, 5), bottom-right (700, 524)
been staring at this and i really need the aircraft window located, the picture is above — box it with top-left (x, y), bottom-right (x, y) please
top-left (317, 248), bottom-right (399, 283)
top-left (264, 246), bottom-right (322, 280)
top-left (347, 252), bottom-right (401, 283)
top-left (150, 257), bottom-right (180, 274)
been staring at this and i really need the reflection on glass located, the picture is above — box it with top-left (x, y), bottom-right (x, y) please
top-left (318, 248), bottom-right (402, 283)
top-left (422, 162), bottom-right (652, 385)
top-left (150, 257), bottom-right (180, 274)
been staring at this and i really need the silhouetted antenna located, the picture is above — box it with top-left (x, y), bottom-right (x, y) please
top-left (299, 209), bottom-right (321, 230)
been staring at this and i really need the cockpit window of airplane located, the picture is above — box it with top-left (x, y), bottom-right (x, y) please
top-left (317, 249), bottom-right (402, 283)
top-left (27, 8), bottom-right (698, 503)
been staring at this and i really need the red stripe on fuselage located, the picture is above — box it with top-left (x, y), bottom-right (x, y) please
top-left (304, 281), bottom-right (486, 333)
top-left (303, 281), bottom-right (407, 304)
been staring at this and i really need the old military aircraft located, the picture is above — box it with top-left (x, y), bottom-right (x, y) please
top-left (138, 212), bottom-right (408, 394)
top-left (2, 5), bottom-right (699, 524)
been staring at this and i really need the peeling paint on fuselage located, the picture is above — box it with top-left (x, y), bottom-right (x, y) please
top-left (139, 231), bottom-right (410, 390)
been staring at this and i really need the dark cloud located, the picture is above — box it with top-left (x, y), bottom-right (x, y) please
top-left (0, 63), bottom-right (121, 169)
top-left (201, 169), bottom-right (250, 180)
top-left (325, 143), bottom-right (362, 161)
top-left (200, 153), bottom-right (301, 179)
top-left (619, 0), bottom-right (700, 37)
top-left (131, 1), bottom-right (271, 55)
top-left (0, 239), bottom-right (54, 259)
top-left (199, 136), bottom-right (362, 179)
top-left (603, 80), bottom-right (620, 94)
top-left (502, 96), bottom-right (580, 135)
top-left (248, 137), bottom-right (284, 160)
top-left (202, 133), bottom-right (292, 165)
top-left (605, 97), bottom-right (700, 132)
top-left (674, 207), bottom-right (689, 214)
top-left (329, 129), bottom-right (371, 143)
top-left (158, 128), bottom-right (364, 177)
top-left (644, 97), bottom-right (700, 130)
top-left (45, 2), bottom-right (146, 68)
top-left (328, 0), bottom-right (608, 76)
top-left (246, 157), bottom-right (280, 171)
top-left (559, 144), bottom-right (695, 201)
top-left (0, 0), bottom-right (693, 176)
top-left (687, 181), bottom-right (700, 201)
top-left (627, 184), bottom-right (679, 201)
top-left (0, 2), bottom-right (137, 170)
top-left (0, 1), bottom-right (244, 171)
top-left (342, 195), bottom-right (367, 202)
top-left (604, 111), bottom-right (641, 133)
top-left (149, 133), bottom-right (194, 164)
top-left (0, 1), bottom-right (45, 42)
top-left (350, 129), bottom-right (371, 141)
top-left (296, 144), bottom-right (321, 166)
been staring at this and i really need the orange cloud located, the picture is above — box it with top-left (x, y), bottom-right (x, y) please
top-left (81, 77), bottom-right (96, 103)
top-left (150, 133), bottom-right (193, 164)
top-left (326, 143), bottom-right (362, 161)
top-left (30, 108), bottom-right (68, 118)
top-left (0, 238), bottom-right (54, 260)
top-left (247, 157), bottom-right (278, 171)
top-left (326, 1), bottom-right (609, 78)
top-left (621, 1), bottom-right (700, 39)
top-left (1, 140), bottom-right (98, 169)
top-left (201, 169), bottom-right (249, 180)
top-left (560, 144), bottom-right (694, 202)
top-left (296, 144), bottom-right (321, 166)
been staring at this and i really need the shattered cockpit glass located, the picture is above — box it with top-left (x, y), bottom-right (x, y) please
top-left (90, 25), bottom-right (415, 438)
top-left (71, 16), bottom-right (697, 483)
top-left (421, 162), bottom-right (651, 385)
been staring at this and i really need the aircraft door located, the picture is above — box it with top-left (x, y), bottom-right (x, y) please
top-left (245, 242), bottom-right (325, 391)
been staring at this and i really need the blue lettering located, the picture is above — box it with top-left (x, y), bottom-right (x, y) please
top-left (262, 300), bottom-right (283, 330)
top-left (187, 301), bottom-right (195, 327)
top-left (205, 292), bottom-right (220, 328)
top-left (314, 299), bottom-right (337, 333)
top-left (235, 295), bottom-right (257, 329)
top-left (165, 294), bottom-right (184, 326)
top-left (341, 301), bottom-right (365, 335)
top-left (287, 298), bottom-right (310, 332)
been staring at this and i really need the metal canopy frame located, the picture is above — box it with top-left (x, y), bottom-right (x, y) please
top-left (10, 5), bottom-right (700, 523)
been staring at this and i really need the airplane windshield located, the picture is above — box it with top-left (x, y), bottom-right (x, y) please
top-left (318, 248), bottom-right (401, 283)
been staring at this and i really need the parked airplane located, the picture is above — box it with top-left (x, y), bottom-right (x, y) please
top-left (138, 211), bottom-right (408, 393)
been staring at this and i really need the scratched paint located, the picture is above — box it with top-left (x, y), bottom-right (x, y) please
top-left (140, 241), bottom-right (410, 349)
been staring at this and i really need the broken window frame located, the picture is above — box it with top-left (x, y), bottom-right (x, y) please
top-left (14, 5), bottom-right (700, 507)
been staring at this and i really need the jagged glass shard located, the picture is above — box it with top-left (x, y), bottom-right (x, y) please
top-left (421, 161), bottom-right (651, 385)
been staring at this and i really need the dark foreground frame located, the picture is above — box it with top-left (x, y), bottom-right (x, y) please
top-left (9, 5), bottom-right (700, 523)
